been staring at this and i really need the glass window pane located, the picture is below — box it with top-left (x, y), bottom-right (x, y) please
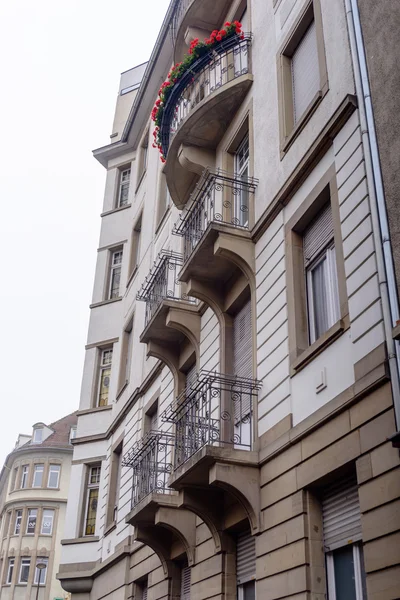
top-left (98, 366), bottom-right (111, 406)
top-left (33, 464), bottom-right (44, 487)
top-left (311, 256), bottom-right (328, 340)
top-left (48, 465), bottom-right (60, 488)
top-left (41, 509), bottom-right (54, 535)
top-left (333, 546), bottom-right (357, 600)
top-left (243, 581), bottom-right (255, 600)
top-left (85, 488), bottom-right (99, 535)
top-left (26, 509), bottom-right (37, 534)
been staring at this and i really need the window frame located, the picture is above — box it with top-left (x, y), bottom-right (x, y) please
top-left (117, 166), bottom-right (131, 208)
top-left (96, 347), bottom-right (113, 407)
top-left (326, 543), bottom-right (366, 600)
top-left (136, 129), bottom-right (149, 190)
top-left (107, 248), bottom-right (123, 300)
top-left (32, 463), bottom-right (44, 488)
top-left (234, 133), bottom-right (250, 228)
top-left (34, 558), bottom-right (48, 585)
top-left (26, 508), bottom-right (38, 535)
top-left (32, 427), bottom-right (43, 444)
top-left (128, 212), bottom-right (143, 281)
top-left (47, 464), bottom-right (61, 489)
top-left (155, 174), bottom-right (171, 231)
top-left (83, 464), bottom-right (101, 536)
top-left (70, 425), bottom-right (77, 441)
top-left (14, 510), bottom-right (23, 535)
top-left (18, 558), bottom-right (30, 584)
top-left (106, 438), bottom-right (123, 529)
top-left (20, 465), bottom-right (29, 489)
top-left (277, 0), bottom-right (328, 155)
top-left (118, 316), bottom-right (134, 394)
top-left (6, 558), bottom-right (14, 584)
top-left (40, 509), bottom-right (55, 535)
top-left (285, 165), bottom-right (348, 373)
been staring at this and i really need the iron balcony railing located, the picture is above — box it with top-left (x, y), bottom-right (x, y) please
top-left (137, 250), bottom-right (197, 326)
top-left (161, 371), bottom-right (261, 468)
top-left (173, 168), bottom-right (258, 263)
top-left (160, 34), bottom-right (252, 158)
top-left (122, 431), bottom-right (175, 508)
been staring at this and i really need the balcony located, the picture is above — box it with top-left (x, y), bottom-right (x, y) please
top-left (173, 168), bottom-right (258, 288)
top-left (171, 0), bottom-right (233, 62)
top-left (162, 371), bottom-right (261, 468)
top-left (162, 35), bottom-right (253, 208)
top-left (122, 431), bottom-right (175, 509)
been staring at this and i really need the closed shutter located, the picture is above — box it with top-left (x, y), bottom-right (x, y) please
top-left (181, 566), bottom-right (191, 600)
top-left (186, 363), bottom-right (197, 390)
top-left (233, 300), bottom-right (252, 420)
top-left (303, 203), bottom-right (334, 265)
top-left (150, 409), bottom-right (158, 431)
top-left (322, 475), bottom-right (362, 551)
top-left (237, 530), bottom-right (256, 585)
top-left (142, 586), bottom-right (148, 600)
top-left (292, 19), bottom-right (319, 124)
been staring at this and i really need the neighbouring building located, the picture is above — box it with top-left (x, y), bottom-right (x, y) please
top-left (0, 413), bottom-right (77, 600)
top-left (58, 0), bottom-right (400, 599)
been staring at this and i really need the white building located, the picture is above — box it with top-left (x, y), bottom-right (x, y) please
top-left (59, 1), bottom-right (400, 599)
top-left (0, 413), bottom-right (77, 600)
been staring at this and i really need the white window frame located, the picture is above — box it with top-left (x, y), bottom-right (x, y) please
top-left (118, 168), bottom-right (131, 207)
top-left (70, 426), bottom-right (77, 441)
top-left (32, 464), bottom-right (44, 488)
top-left (34, 558), bottom-right (48, 585)
top-left (47, 464), bottom-right (61, 489)
top-left (18, 558), bottom-right (30, 584)
top-left (306, 243), bottom-right (340, 344)
top-left (234, 134), bottom-right (250, 227)
top-left (326, 544), bottom-right (365, 600)
top-left (84, 465), bottom-right (101, 536)
top-left (33, 428), bottom-right (43, 443)
top-left (20, 465), bottom-right (29, 489)
top-left (108, 249), bottom-right (123, 300)
top-left (6, 558), bottom-right (14, 584)
top-left (40, 509), bottom-right (54, 535)
top-left (97, 348), bottom-right (113, 407)
top-left (26, 508), bottom-right (38, 535)
top-left (14, 510), bottom-right (22, 535)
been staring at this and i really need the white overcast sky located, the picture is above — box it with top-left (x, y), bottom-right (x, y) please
top-left (0, 0), bottom-right (170, 467)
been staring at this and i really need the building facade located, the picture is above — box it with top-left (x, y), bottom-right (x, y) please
top-left (59, 0), bottom-right (400, 599)
top-left (0, 413), bottom-right (77, 600)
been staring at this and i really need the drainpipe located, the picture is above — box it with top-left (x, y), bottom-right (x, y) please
top-left (345, 0), bottom-right (400, 435)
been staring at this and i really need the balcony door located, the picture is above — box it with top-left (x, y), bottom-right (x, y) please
top-left (232, 298), bottom-right (253, 448)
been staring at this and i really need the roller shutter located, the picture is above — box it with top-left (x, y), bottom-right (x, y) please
top-left (181, 566), bottom-right (191, 599)
top-left (322, 475), bottom-right (362, 551)
top-left (233, 300), bottom-right (252, 420)
top-left (303, 203), bottom-right (334, 265)
top-left (237, 530), bottom-right (256, 585)
top-left (292, 19), bottom-right (319, 123)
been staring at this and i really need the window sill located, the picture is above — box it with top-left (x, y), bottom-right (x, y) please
top-left (61, 536), bottom-right (100, 545)
top-left (90, 297), bottom-right (122, 309)
top-left (291, 317), bottom-right (348, 374)
top-left (116, 381), bottom-right (129, 401)
top-left (104, 520), bottom-right (117, 536)
top-left (101, 203), bottom-right (131, 218)
top-left (280, 89), bottom-right (326, 158)
top-left (77, 405), bottom-right (113, 417)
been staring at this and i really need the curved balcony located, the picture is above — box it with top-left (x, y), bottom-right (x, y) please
top-left (171, 0), bottom-right (233, 63)
top-left (162, 34), bottom-right (253, 208)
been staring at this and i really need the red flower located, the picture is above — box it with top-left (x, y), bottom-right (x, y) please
top-left (225, 21), bottom-right (231, 26)
top-left (216, 35), bottom-right (222, 41)
top-left (219, 30), bottom-right (227, 37)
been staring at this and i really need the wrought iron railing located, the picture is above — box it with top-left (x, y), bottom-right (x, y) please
top-left (137, 250), bottom-right (197, 326)
top-left (173, 169), bottom-right (258, 263)
top-left (160, 34), bottom-right (252, 158)
top-left (122, 432), bottom-right (175, 508)
top-left (161, 371), bottom-right (261, 468)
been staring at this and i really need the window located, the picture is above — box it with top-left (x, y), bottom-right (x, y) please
top-left (70, 425), bottom-right (77, 441)
top-left (14, 510), bottom-right (22, 535)
top-left (156, 175), bottom-right (171, 228)
top-left (323, 476), bottom-right (366, 600)
top-left (277, 0), bottom-right (328, 150)
top-left (234, 134), bottom-right (250, 227)
top-left (144, 401), bottom-right (158, 435)
top-left (33, 427), bottom-right (43, 443)
top-left (181, 565), bottom-right (191, 600)
top-left (119, 318), bottom-right (133, 390)
top-left (108, 249), bottom-right (123, 299)
top-left (41, 509), bottom-right (54, 535)
top-left (304, 203), bottom-right (340, 344)
top-left (97, 348), bottom-right (113, 407)
top-left (236, 530), bottom-right (256, 600)
top-left (84, 465), bottom-right (101, 536)
top-left (26, 509), bottom-right (37, 534)
top-left (20, 465), bottom-right (29, 488)
top-left (6, 558), bottom-right (14, 584)
top-left (10, 467), bottom-right (18, 491)
top-left (34, 558), bottom-right (48, 585)
top-left (32, 464), bottom-right (44, 488)
top-left (137, 130), bottom-right (149, 186)
top-left (18, 558), bottom-right (30, 584)
top-left (117, 167), bottom-right (131, 207)
top-left (106, 442), bottom-right (123, 527)
top-left (129, 213), bottom-right (142, 277)
top-left (47, 464), bottom-right (61, 488)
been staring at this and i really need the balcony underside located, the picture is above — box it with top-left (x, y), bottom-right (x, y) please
top-left (165, 74), bottom-right (253, 209)
top-left (140, 299), bottom-right (199, 346)
top-left (178, 223), bottom-right (254, 290)
top-left (174, 0), bottom-right (233, 63)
